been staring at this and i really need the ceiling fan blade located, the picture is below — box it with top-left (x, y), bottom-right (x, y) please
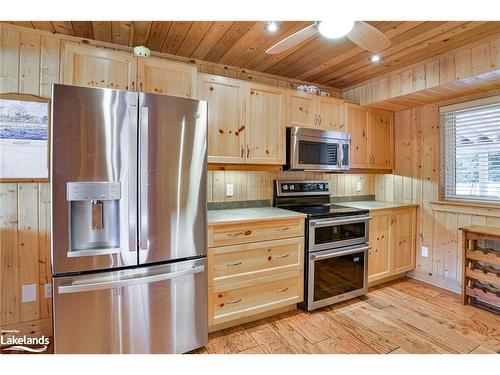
top-left (347, 21), bottom-right (391, 52)
top-left (265, 24), bottom-right (318, 54)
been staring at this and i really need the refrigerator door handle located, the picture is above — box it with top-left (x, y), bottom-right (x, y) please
top-left (57, 265), bottom-right (205, 294)
top-left (129, 104), bottom-right (138, 253)
top-left (139, 105), bottom-right (149, 251)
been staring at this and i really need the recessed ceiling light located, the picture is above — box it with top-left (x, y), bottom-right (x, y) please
top-left (370, 54), bottom-right (381, 63)
top-left (265, 22), bottom-right (279, 33)
top-left (317, 20), bottom-right (354, 39)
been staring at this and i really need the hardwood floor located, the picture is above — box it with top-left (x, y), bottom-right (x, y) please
top-left (191, 277), bottom-right (500, 354)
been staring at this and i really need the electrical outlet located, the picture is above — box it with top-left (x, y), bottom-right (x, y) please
top-left (21, 284), bottom-right (37, 303)
top-left (421, 246), bottom-right (429, 257)
top-left (226, 184), bottom-right (234, 197)
top-left (356, 181), bottom-right (362, 192)
top-left (44, 283), bottom-right (52, 299)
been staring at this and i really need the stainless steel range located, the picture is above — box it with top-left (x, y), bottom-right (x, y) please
top-left (274, 180), bottom-right (370, 311)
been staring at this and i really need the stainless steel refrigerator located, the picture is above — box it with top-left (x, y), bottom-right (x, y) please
top-left (51, 84), bottom-right (208, 354)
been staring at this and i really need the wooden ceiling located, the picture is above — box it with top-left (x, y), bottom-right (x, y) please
top-left (8, 21), bottom-right (500, 88)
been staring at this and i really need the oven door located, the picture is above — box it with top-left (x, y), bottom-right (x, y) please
top-left (309, 215), bottom-right (369, 251)
top-left (307, 245), bottom-right (369, 310)
top-left (290, 133), bottom-right (341, 171)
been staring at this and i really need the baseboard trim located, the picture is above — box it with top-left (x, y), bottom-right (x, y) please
top-left (408, 270), bottom-right (461, 294)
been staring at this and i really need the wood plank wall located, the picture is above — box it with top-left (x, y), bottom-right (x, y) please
top-left (208, 171), bottom-right (375, 203)
top-left (376, 93), bottom-right (500, 292)
top-left (0, 27), bottom-right (57, 336)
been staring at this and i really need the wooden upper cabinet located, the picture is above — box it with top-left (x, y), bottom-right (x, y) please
top-left (61, 42), bottom-right (136, 90)
top-left (137, 58), bottom-right (197, 98)
top-left (287, 91), bottom-right (316, 128)
top-left (369, 108), bottom-right (394, 169)
top-left (391, 208), bottom-right (416, 274)
top-left (346, 103), bottom-right (369, 168)
top-left (198, 74), bottom-right (246, 164)
top-left (316, 96), bottom-right (346, 131)
top-left (368, 211), bottom-right (391, 282)
top-left (246, 84), bottom-right (285, 164)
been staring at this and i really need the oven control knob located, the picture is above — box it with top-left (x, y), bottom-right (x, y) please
top-left (282, 184), bottom-right (288, 191)
top-left (290, 185), bottom-right (295, 190)
top-left (319, 184), bottom-right (324, 190)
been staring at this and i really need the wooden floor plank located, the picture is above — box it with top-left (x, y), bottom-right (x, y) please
top-left (323, 306), bottom-right (400, 353)
top-left (199, 278), bottom-right (500, 355)
top-left (248, 326), bottom-right (295, 354)
top-left (367, 289), bottom-right (481, 353)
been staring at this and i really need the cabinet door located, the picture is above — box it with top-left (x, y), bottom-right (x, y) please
top-left (346, 103), bottom-right (369, 168)
top-left (287, 91), bottom-right (317, 128)
top-left (137, 58), bottom-right (197, 98)
top-left (61, 42), bottom-right (136, 90)
top-left (368, 211), bottom-right (392, 283)
top-left (317, 97), bottom-right (346, 131)
top-left (391, 208), bottom-right (416, 274)
top-left (369, 108), bottom-right (394, 169)
top-left (246, 84), bottom-right (285, 164)
top-left (198, 74), bottom-right (246, 164)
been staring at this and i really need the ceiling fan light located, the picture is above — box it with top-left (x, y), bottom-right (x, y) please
top-left (265, 21), bottom-right (279, 33)
top-left (318, 20), bottom-right (355, 39)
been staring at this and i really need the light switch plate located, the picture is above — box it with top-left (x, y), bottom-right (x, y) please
top-left (226, 184), bottom-right (234, 197)
top-left (356, 181), bottom-right (362, 192)
top-left (44, 283), bottom-right (52, 299)
top-left (22, 284), bottom-right (37, 303)
top-left (421, 246), bottom-right (429, 257)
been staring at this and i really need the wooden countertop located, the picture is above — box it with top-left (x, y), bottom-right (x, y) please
top-left (459, 225), bottom-right (500, 238)
top-left (340, 201), bottom-right (419, 211)
top-left (208, 207), bottom-right (306, 226)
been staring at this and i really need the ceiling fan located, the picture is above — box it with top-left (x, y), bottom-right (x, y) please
top-left (265, 21), bottom-right (391, 54)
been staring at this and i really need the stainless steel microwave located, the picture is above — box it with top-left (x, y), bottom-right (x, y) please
top-left (286, 127), bottom-right (350, 171)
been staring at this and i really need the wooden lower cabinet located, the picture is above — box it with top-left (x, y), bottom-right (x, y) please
top-left (368, 206), bottom-right (417, 285)
top-left (207, 218), bottom-right (304, 331)
top-left (208, 270), bottom-right (303, 327)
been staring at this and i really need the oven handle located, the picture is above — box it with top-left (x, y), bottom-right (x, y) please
top-left (309, 215), bottom-right (371, 227)
top-left (310, 245), bottom-right (371, 261)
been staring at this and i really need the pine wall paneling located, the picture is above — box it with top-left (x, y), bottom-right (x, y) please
top-left (376, 94), bottom-right (500, 293)
top-left (0, 26), bottom-right (58, 336)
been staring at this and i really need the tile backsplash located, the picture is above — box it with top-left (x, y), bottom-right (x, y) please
top-left (207, 171), bottom-right (376, 203)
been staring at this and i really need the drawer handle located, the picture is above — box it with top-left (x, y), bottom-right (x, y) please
top-left (226, 299), bottom-right (242, 304)
top-left (275, 254), bottom-right (290, 259)
top-left (276, 288), bottom-right (289, 294)
top-left (227, 232), bottom-right (243, 238)
top-left (244, 230), bottom-right (252, 235)
top-left (226, 261), bottom-right (242, 267)
top-left (276, 227), bottom-right (290, 232)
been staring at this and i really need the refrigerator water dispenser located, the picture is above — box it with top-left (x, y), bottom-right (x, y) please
top-left (67, 182), bottom-right (121, 257)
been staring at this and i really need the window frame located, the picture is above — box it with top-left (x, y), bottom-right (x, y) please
top-left (439, 95), bottom-right (500, 204)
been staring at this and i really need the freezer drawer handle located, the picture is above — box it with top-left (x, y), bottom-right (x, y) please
top-left (57, 265), bottom-right (205, 294)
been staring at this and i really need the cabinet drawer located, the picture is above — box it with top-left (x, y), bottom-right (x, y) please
top-left (208, 218), bottom-right (304, 247)
top-left (208, 237), bottom-right (303, 286)
top-left (209, 270), bottom-right (303, 326)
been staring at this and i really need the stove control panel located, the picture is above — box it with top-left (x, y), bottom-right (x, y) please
top-left (276, 180), bottom-right (331, 196)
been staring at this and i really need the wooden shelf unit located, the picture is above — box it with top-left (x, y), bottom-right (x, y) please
top-left (460, 225), bottom-right (500, 313)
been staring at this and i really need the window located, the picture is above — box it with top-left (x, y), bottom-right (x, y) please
top-left (440, 96), bottom-right (500, 203)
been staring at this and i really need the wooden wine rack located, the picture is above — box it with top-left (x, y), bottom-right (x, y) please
top-left (460, 225), bottom-right (500, 313)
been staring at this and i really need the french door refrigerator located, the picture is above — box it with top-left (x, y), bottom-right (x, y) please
top-left (51, 84), bottom-right (208, 354)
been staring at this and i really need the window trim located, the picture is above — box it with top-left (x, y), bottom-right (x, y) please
top-left (439, 94), bottom-right (500, 204)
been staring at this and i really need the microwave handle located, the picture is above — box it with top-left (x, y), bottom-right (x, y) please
top-left (310, 246), bottom-right (371, 261)
top-left (337, 143), bottom-right (342, 168)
